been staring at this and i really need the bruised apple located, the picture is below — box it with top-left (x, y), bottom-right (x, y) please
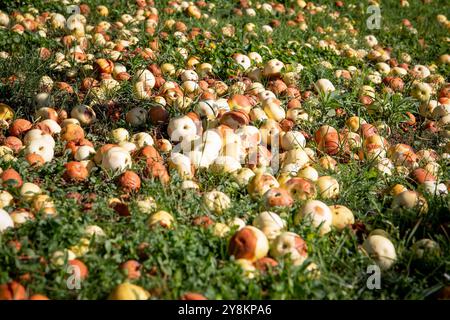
top-left (228, 226), bottom-right (269, 261)
top-left (270, 232), bottom-right (308, 266)
top-left (252, 211), bottom-right (286, 241)
top-left (295, 200), bottom-right (333, 235)
top-left (362, 234), bottom-right (397, 270)
top-left (148, 210), bottom-right (174, 228)
top-left (108, 283), bottom-right (150, 300)
top-left (328, 205), bottom-right (355, 230)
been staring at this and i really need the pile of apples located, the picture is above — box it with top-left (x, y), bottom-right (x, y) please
top-left (0, 0), bottom-right (449, 299)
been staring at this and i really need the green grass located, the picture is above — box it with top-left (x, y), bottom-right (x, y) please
top-left (0, 0), bottom-right (449, 299)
